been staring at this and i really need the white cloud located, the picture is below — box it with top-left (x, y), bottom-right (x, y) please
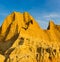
top-left (44, 14), bottom-right (60, 18)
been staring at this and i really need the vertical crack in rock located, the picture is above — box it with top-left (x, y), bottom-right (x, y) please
top-left (45, 47), bottom-right (52, 61)
top-left (0, 13), bottom-right (15, 42)
top-left (45, 47), bottom-right (57, 61)
top-left (36, 47), bottom-right (44, 62)
top-left (12, 12), bottom-right (15, 21)
top-left (0, 23), bottom-right (12, 42)
top-left (36, 54), bottom-right (39, 62)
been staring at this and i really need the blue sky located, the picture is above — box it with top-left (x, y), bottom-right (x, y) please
top-left (0, 0), bottom-right (60, 29)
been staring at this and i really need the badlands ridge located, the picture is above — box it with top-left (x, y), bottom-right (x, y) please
top-left (0, 12), bottom-right (60, 62)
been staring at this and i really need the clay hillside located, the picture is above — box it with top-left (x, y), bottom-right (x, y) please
top-left (0, 12), bottom-right (60, 62)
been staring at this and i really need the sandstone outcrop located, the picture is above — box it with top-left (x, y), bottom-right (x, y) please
top-left (0, 12), bottom-right (60, 62)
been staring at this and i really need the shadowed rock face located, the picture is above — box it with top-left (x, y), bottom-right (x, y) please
top-left (0, 12), bottom-right (60, 62)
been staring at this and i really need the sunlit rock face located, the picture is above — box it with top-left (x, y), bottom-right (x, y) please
top-left (0, 12), bottom-right (60, 62)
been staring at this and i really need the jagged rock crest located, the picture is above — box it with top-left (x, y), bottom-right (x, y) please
top-left (0, 12), bottom-right (60, 62)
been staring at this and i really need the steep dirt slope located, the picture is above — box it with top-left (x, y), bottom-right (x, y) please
top-left (0, 12), bottom-right (60, 62)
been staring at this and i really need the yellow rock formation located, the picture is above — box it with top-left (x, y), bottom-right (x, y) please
top-left (0, 12), bottom-right (60, 62)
